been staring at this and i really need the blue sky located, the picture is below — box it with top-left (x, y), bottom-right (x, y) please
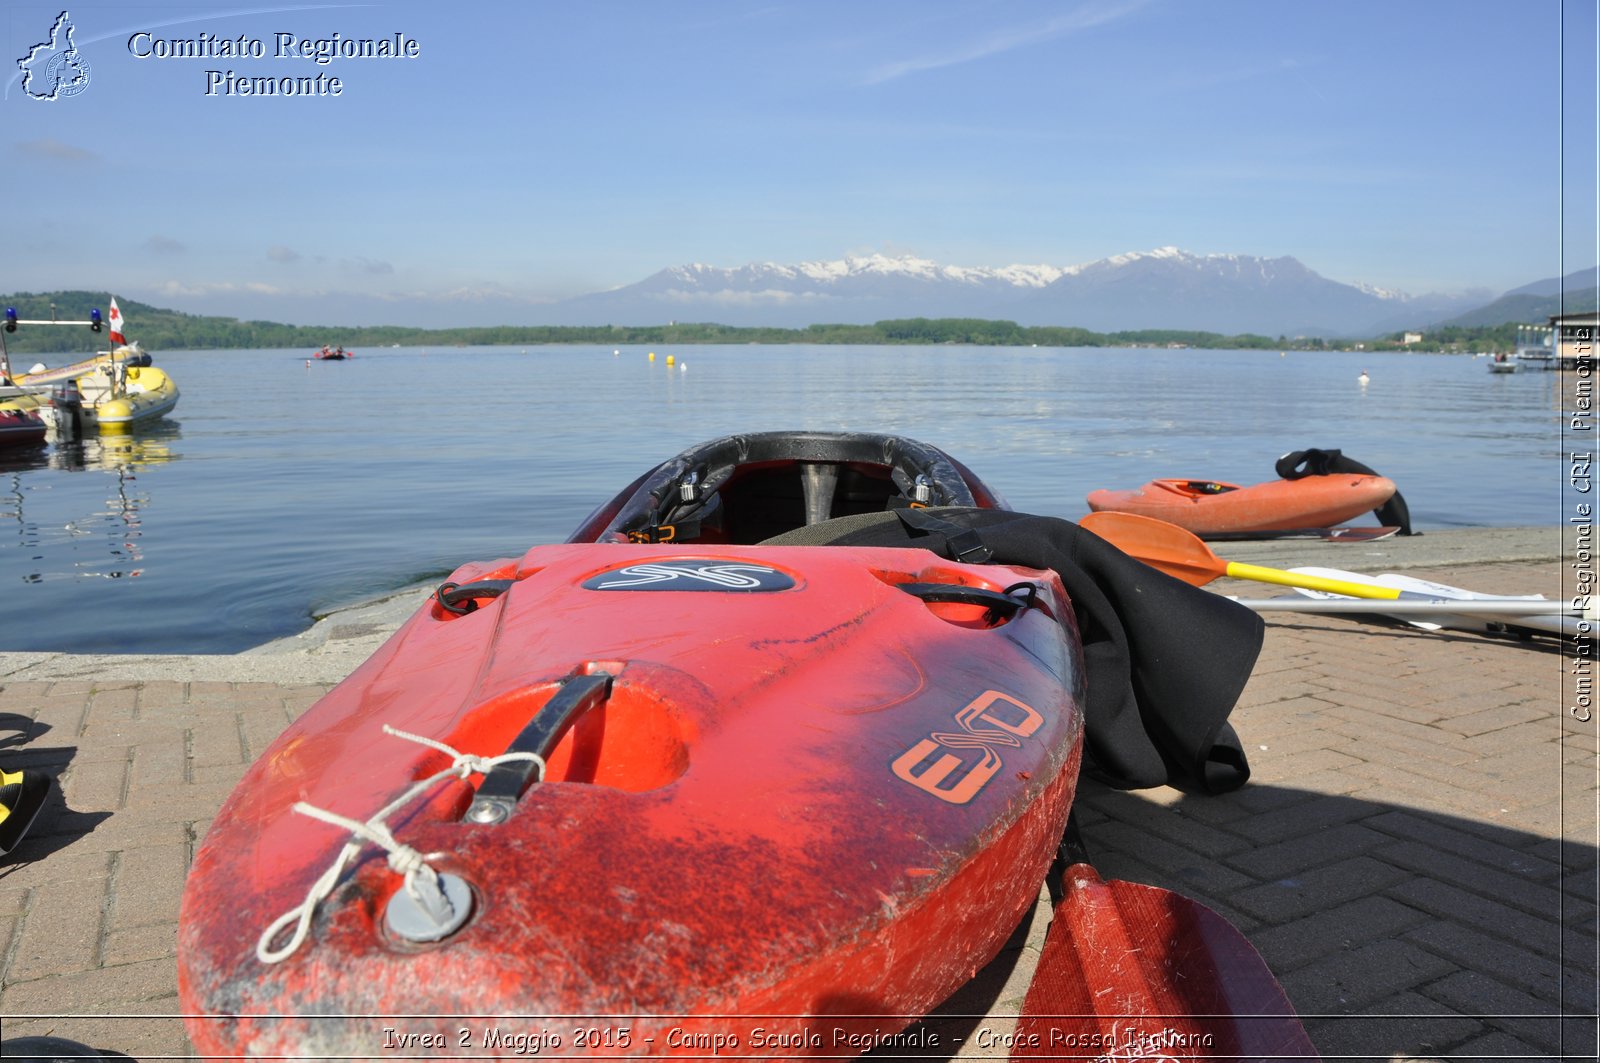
top-left (3, 0), bottom-right (1595, 327)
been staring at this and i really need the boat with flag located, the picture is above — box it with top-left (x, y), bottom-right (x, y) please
top-left (2, 298), bottom-right (180, 437)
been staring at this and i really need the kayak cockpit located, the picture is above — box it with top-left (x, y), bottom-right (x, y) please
top-left (569, 430), bottom-right (1006, 545)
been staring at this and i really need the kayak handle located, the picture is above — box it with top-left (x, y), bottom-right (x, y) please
top-left (897, 581), bottom-right (1040, 623)
top-left (464, 672), bottom-right (614, 825)
top-left (436, 578), bottom-right (517, 615)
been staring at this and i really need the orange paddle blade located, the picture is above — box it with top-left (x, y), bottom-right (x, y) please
top-left (1012, 863), bottom-right (1319, 1061)
top-left (1078, 511), bottom-right (1228, 587)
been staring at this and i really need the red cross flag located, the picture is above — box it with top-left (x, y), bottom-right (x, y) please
top-left (108, 298), bottom-right (126, 346)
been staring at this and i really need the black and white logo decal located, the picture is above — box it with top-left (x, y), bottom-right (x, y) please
top-left (582, 560), bottom-right (796, 592)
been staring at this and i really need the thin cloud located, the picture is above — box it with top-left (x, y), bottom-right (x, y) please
top-left (864, 0), bottom-right (1148, 85)
top-left (144, 235), bottom-right (187, 255)
top-left (342, 257), bottom-right (394, 276)
top-left (16, 138), bottom-right (98, 163)
top-left (267, 245), bottom-right (302, 264)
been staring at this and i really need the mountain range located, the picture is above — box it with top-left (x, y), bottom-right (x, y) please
top-left (550, 248), bottom-right (1593, 336)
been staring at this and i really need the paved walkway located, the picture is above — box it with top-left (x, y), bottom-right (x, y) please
top-left (0, 556), bottom-right (1593, 1061)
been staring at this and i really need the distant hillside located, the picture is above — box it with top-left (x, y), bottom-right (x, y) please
top-left (0, 293), bottom-right (1303, 354)
top-left (1442, 286), bottom-right (1599, 328)
top-left (1502, 265), bottom-right (1600, 298)
top-left (0, 289), bottom-right (1556, 357)
top-left (0, 291), bottom-right (421, 356)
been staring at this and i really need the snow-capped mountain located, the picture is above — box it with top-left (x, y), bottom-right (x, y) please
top-left (555, 248), bottom-right (1483, 335)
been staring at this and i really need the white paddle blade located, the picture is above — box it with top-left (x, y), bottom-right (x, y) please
top-left (1281, 567), bottom-right (1587, 639)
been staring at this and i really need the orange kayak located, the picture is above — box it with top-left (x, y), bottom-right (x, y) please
top-left (177, 432), bottom-right (1085, 1058)
top-left (1086, 474), bottom-right (1397, 536)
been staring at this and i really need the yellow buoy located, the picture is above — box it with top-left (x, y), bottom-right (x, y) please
top-left (666, 354), bottom-right (675, 366)
top-left (648, 352), bottom-right (656, 362)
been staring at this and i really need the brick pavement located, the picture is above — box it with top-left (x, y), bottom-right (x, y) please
top-left (0, 560), bottom-right (1594, 1062)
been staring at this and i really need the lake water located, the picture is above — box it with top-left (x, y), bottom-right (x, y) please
top-left (0, 344), bottom-right (1582, 654)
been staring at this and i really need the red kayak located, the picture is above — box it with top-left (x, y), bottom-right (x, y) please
top-left (1086, 473), bottom-right (1396, 536)
top-left (177, 432), bottom-right (1086, 1058)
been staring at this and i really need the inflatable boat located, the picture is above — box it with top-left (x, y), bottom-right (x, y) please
top-left (41, 360), bottom-right (180, 436)
top-left (0, 402), bottom-right (46, 449)
top-left (6, 347), bottom-right (179, 438)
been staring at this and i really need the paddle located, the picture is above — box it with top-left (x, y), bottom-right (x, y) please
top-left (1080, 511), bottom-right (1426, 600)
top-left (1280, 566), bottom-right (1588, 639)
top-left (1012, 825), bottom-right (1318, 1062)
top-left (1203, 525), bottom-right (1400, 543)
top-left (1233, 597), bottom-right (1580, 617)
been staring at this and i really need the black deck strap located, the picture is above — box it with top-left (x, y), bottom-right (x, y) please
top-left (1276, 447), bottom-right (1416, 537)
top-left (822, 507), bottom-right (1262, 794)
top-left (893, 507), bottom-right (993, 563)
top-left (465, 673), bottom-right (613, 823)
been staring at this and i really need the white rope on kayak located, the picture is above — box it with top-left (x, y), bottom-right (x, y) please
top-left (255, 725), bottom-right (546, 964)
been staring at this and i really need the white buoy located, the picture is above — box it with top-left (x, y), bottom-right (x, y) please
top-left (1358, 370), bottom-right (1370, 385)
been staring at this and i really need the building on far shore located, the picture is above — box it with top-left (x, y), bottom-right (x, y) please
top-left (1550, 311), bottom-right (1597, 370)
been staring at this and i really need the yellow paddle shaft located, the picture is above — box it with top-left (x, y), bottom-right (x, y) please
top-left (1224, 561), bottom-right (1402, 599)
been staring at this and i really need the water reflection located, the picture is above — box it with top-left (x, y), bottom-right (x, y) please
top-left (0, 423), bottom-right (180, 583)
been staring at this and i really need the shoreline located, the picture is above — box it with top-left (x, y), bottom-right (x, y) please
top-left (0, 525), bottom-right (1573, 686)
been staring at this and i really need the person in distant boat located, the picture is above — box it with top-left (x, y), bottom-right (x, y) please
top-left (0, 765), bottom-right (50, 858)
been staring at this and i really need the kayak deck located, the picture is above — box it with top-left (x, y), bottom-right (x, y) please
top-left (177, 541), bottom-right (1085, 1057)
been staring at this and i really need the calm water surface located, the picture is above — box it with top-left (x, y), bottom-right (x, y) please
top-left (0, 344), bottom-right (1580, 653)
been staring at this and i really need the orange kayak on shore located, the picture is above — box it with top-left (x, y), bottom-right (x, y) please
top-left (176, 432), bottom-right (1086, 1059)
top-left (1086, 474), bottom-right (1397, 536)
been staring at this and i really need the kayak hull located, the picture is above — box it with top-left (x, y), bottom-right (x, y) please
top-left (1086, 475), bottom-right (1396, 536)
top-left (178, 541), bottom-right (1085, 1058)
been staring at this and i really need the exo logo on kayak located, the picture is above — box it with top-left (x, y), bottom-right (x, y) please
top-left (892, 690), bottom-right (1044, 804)
top-left (582, 560), bottom-right (796, 592)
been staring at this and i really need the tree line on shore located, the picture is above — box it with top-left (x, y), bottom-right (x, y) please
top-left (0, 290), bottom-right (1526, 356)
